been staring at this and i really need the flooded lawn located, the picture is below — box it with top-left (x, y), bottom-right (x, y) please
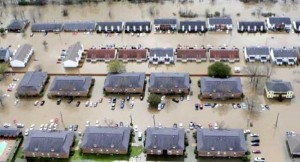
top-left (1, 0), bottom-right (300, 162)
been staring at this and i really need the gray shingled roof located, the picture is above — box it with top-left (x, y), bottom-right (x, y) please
top-left (149, 48), bottom-right (174, 57)
top-left (266, 80), bottom-right (293, 93)
top-left (11, 44), bottom-right (33, 62)
top-left (64, 42), bottom-right (83, 62)
top-left (269, 17), bottom-right (292, 25)
top-left (63, 21), bottom-right (96, 31)
top-left (179, 20), bottom-right (206, 30)
top-left (145, 127), bottom-right (184, 150)
top-left (0, 48), bottom-right (10, 61)
top-left (7, 19), bottom-right (29, 31)
top-left (245, 46), bottom-right (270, 56)
top-left (23, 130), bottom-right (74, 154)
top-left (208, 17), bottom-right (232, 25)
top-left (287, 134), bottom-right (300, 156)
top-left (0, 127), bottom-right (21, 137)
top-left (81, 126), bottom-right (131, 151)
top-left (197, 128), bottom-right (247, 152)
top-left (154, 19), bottom-right (177, 25)
top-left (149, 73), bottom-right (190, 89)
top-left (238, 21), bottom-right (265, 29)
top-left (49, 76), bottom-right (92, 92)
top-left (272, 48), bottom-right (298, 58)
top-left (31, 23), bottom-right (63, 32)
top-left (125, 21), bottom-right (151, 31)
top-left (103, 72), bottom-right (145, 89)
top-left (17, 71), bottom-right (47, 94)
top-left (200, 77), bottom-right (243, 94)
top-left (97, 21), bottom-right (123, 31)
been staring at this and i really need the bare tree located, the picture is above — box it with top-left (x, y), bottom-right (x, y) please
top-left (29, 9), bottom-right (36, 23)
top-left (11, 9), bottom-right (18, 20)
top-left (245, 95), bottom-right (263, 127)
top-left (216, 120), bottom-right (226, 130)
top-left (0, 90), bottom-right (5, 107)
top-left (34, 64), bottom-right (43, 72)
top-left (42, 40), bottom-right (48, 49)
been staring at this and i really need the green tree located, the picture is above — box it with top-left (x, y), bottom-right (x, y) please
top-left (0, 63), bottom-right (8, 80)
top-left (0, 28), bottom-right (5, 35)
top-left (208, 62), bottom-right (231, 78)
top-left (147, 93), bottom-right (161, 108)
top-left (107, 60), bottom-right (125, 74)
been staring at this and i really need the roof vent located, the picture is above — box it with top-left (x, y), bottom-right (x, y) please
top-left (93, 144), bottom-right (97, 148)
top-left (211, 147), bottom-right (215, 151)
top-left (34, 148), bottom-right (38, 152)
top-left (153, 145), bottom-right (157, 149)
top-left (51, 149), bottom-right (55, 152)
top-left (111, 144), bottom-right (114, 148)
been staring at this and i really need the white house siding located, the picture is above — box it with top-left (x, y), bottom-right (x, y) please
top-left (10, 60), bottom-right (25, 67)
top-left (63, 60), bottom-right (78, 68)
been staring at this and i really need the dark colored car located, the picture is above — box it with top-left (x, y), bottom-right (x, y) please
top-left (40, 100), bottom-right (45, 106)
top-left (120, 103), bottom-right (124, 109)
top-left (195, 104), bottom-right (199, 110)
top-left (172, 98), bottom-right (179, 103)
top-left (56, 98), bottom-right (62, 105)
top-left (251, 137), bottom-right (260, 143)
top-left (126, 96), bottom-right (131, 101)
top-left (140, 95), bottom-right (144, 101)
top-left (76, 101), bottom-right (81, 107)
top-left (67, 97), bottom-right (73, 104)
top-left (73, 124), bottom-right (78, 131)
top-left (251, 142), bottom-right (260, 146)
top-left (112, 97), bottom-right (117, 103)
top-left (180, 95), bottom-right (184, 101)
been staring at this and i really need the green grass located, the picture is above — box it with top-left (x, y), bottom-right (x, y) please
top-left (130, 146), bottom-right (143, 157)
top-left (16, 147), bottom-right (23, 159)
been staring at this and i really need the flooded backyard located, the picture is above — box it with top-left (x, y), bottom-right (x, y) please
top-left (0, 0), bottom-right (300, 162)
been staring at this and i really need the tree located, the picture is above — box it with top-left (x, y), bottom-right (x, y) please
top-left (107, 60), bottom-right (125, 74)
top-left (0, 28), bottom-right (5, 35)
top-left (208, 62), bottom-right (231, 78)
top-left (42, 40), bottom-right (48, 50)
top-left (0, 63), bottom-right (8, 80)
top-left (0, 90), bottom-right (5, 107)
top-left (147, 93), bottom-right (161, 108)
top-left (245, 95), bottom-right (263, 128)
top-left (34, 64), bottom-right (43, 72)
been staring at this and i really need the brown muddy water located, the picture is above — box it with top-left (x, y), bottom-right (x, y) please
top-left (1, 0), bottom-right (300, 162)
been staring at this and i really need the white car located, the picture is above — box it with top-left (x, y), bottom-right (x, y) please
top-left (250, 133), bottom-right (259, 137)
top-left (24, 129), bottom-right (29, 136)
top-left (254, 157), bottom-right (265, 162)
top-left (189, 122), bottom-right (194, 130)
top-left (3, 123), bottom-right (11, 128)
top-left (179, 123), bottom-right (183, 128)
top-left (244, 129), bottom-right (251, 134)
top-left (34, 101), bottom-right (39, 106)
top-left (85, 101), bottom-right (89, 107)
top-left (134, 125), bottom-right (138, 132)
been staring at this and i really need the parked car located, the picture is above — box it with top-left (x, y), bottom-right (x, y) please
top-left (40, 100), bottom-right (45, 106)
top-left (126, 96), bottom-right (131, 101)
top-left (67, 97), bottom-right (73, 104)
top-left (195, 104), bottom-right (199, 110)
top-left (252, 150), bottom-right (261, 154)
top-left (199, 104), bottom-right (203, 110)
top-left (89, 102), bottom-right (93, 107)
top-left (3, 123), bottom-right (10, 128)
top-left (85, 101), bottom-right (89, 107)
top-left (180, 95), bottom-right (184, 101)
top-left (34, 100), bottom-right (39, 106)
top-left (265, 105), bottom-right (270, 110)
top-left (56, 98), bottom-right (62, 105)
top-left (251, 137), bottom-right (260, 143)
top-left (140, 95), bottom-right (144, 101)
top-left (138, 131), bottom-right (143, 141)
top-left (111, 103), bottom-right (116, 110)
top-left (93, 102), bottom-right (98, 107)
top-left (251, 142), bottom-right (260, 146)
top-left (16, 123), bottom-right (24, 128)
top-left (74, 124), bottom-right (78, 131)
top-left (189, 122), bottom-right (194, 130)
top-left (172, 98), bottom-right (179, 103)
top-left (287, 131), bottom-right (296, 136)
top-left (99, 98), bottom-right (103, 103)
top-left (120, 103), bottom-right (124, 109)
top-left (158, 103), bottom-right (162, 111)
top-left (134, 125), bottom-right (138, 132)
top-left (24, 129), bottom-right (29, 136)
top-left (244, 129), bottom-right (251, 134)
top-left (112, 97), bottom-right (117, 103)
top-left (76, 101), bottom-right (81, 107)
top-left (254, 157), bottom-right (265, 162)
top-left (250, 133), bottom-right (259, 137)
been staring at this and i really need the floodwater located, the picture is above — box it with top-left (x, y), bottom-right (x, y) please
top-left (0, 0), bottom-right (300, 162)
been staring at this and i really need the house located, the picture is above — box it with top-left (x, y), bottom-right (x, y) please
top-left (149, 73), bottom-right (190, 94)
top-left (80, 126), bottom-right (131, 154)
top-left (237, 21), bottom-right (266, 33)
top-left (0, 48), bottom-right (10, 62)
top-left (63, 42), bottom-right (84, 68)
top-left (153, 19), bottom-right (177, 32)
top-left (23, 130), bottom-right (75, 159)
top-left (31, 22), bottom-right (64, 32)
top-left (244, 46), bottom-right (270, 63)
top-left (0, 127), bottom-right (21, 138)
top-left (16, 71), bottom-right (48, 97)
top-left (10, 44), bottom-right (33, 68)
top-left (103, 72), bottom-right (146, 94)
top-left (293, 21), bottom-right (300, 33)
top-left (124, 21), bottom-right (151, 33)
top-left (145, 127), bottom-right (185, 156)
top-left (200, 77), bottom-right (243, 100)
top-left (265, 80), bottom-right (293, 99)
top-left (48, 76), bottom-right (93, 97)
top-left (196, 129), bottom-right (247, 157)
top-left (178, 20), bottom-right (206, 33)
top-left (86, 48), bottom-right (116, 62)
top-left (209, 48), bottom-right (240, 62)
top-left (286, 133), bottom-right (300, 157)
top-left (63, 21), bottom-right (96, 32)
top-left (270, 48), bottom-right (298, 65)
top-left (149, 48), bottom-right (174, 64)
top-left (118, 48), bottom-right (148, 62)
top-left (176, 47), bottom-right (206, 62)
top-left (97, 21), bottom-right (123, 33)
top-left (6, 19), bottom-right (30, 32)
top-left (207, 17), bottom-right (233, 31)
top-left (266, 17), bottom-right (292, 32)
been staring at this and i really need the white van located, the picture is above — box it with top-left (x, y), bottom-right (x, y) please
top-left (138, 131), bottom-right (143, 141)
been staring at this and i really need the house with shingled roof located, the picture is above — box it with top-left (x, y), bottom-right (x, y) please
top-left (118, 48), bottom-right (148, 62)
top-left (86, 48), bottom-right (116, 62)
top-left (23, 130), bottom-right (75, 159)
top-left (149, 48), bottom-right (174, 64)
top-left (293, 21), bottom-right (300, 33)
top-left (16, 71), bottom-right (48, 97)
top-left (31, 22), bottom-right (63, 32)
top-left (145, 127), bottom-right (185, 156)
top-left (176, 47), bottom-right (207, 62)
top-left (48, 76), bottom-right (93, 97)
top-left (244, 46), bottom-right (270, 63)
top-left (10, 44), bottom-right (33, 68)
top-left (6, 19), bottom-right (30, 32)
top-left (196, 128), bottom-right (247, 157)
top-left (265, 80), bottom-right (293, 99)
top-left (103, 72), bottom-right (146, 94)
top-left (209, 48), bottom-right (239, 62)
top-left (63, 21), bottom-right (96, 32)
top-left (97, 21), bottom-right (123, 33)
top-left (80, 126), bottom-right (131, 154)
top-left (286, 133), bottom-right (300, 157)
top-left (0, 127), bottom-right (21, 138)
top-left (0, 48), bottom-right (10, 62)
top-left (63, 42), bottom-right (84, 68)
top-left (266, 17), bottom-right (292, 32)
top-left (200, 77), bottom-right (243, 100)
top-left (178, 20), bottom-right (206, 33)
top-left (270, 48), bottom-right (298, 65)
top-left (207, 17), bottom-right (232, 31)
top-left (153, 18), bottom-right (177, 32)
top-left (149, 73), bottom-right (190, 94)
top-left (125, 21), bottom-right (151, 33)
top-left (237, 21), bottom-right (266, 33)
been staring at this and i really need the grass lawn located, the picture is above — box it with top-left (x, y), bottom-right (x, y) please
top-left (130, 146), bottom-right (143, 157)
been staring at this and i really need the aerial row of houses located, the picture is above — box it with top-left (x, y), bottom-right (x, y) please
top-left (6, 17), bottom-right (300, 33)
top-left (15, 71), bottom-right (294, 100)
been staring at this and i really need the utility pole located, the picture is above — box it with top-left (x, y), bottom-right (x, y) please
top-left (129, 114), bottom-right (133, 126)
top-left (60, 111), bottom-right (65, 128)
top-left (275, 112), bottom-right (279, 128)
top-left (152, 115), bottom-right (156, 127)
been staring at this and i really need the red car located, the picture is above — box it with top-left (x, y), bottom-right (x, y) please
top-left (252, 150), bottom-right (261, 154)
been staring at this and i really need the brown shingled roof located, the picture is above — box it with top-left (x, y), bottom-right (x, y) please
top-left (86, 49), bottom-right (115, 60)
top-left (118, 49), bottom-right (147, 60)
top-left (176, 48), bottom-right (206, 59)
top-left (209, 48), bottom-right (239, 59)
